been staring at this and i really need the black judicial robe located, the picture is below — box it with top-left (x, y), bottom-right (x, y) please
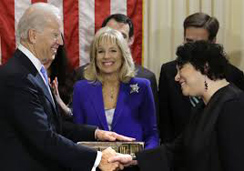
top-left (136, 84), bottom-right (244, 171)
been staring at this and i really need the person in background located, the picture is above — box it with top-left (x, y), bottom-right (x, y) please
top-left (52, 14), bottom-right (159, 121)
top-left (75, 13), bottom-right (158, 116)
top-left (110, 41), bottom-right (244, 171)
top-left (0, 3), bottom-right (134, 171)
top-left (73, 27), bottom-right (159, 150)
top-left (49, 36), bottom-right (75, 118)
top-left (158, 12), bottom-right (244, 143)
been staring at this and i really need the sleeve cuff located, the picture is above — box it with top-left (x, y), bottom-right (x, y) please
top-left (91, 151), bottom-right (102, 171)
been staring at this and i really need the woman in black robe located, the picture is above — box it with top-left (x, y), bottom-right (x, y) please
top-left (111, 41), bottom-right (244, 171)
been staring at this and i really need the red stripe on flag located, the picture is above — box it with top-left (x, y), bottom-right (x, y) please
top-left (31, 0), bottom-right (47, 3)
top-left (127, 0), bottom-right (143, 65)
top-left (0, 0), bottom-right (15, 64)
top-left (63, 0), bottom-right (80, 68)
top-left (95, 0), bottom-right (111, 33)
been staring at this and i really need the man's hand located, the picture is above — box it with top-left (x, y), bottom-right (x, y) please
top-left (99, 147), bottom-right (124, 171)
top-left (95, 129), bottom-right (135, 141)
top-left (108, 153), bottom-right (138, 167)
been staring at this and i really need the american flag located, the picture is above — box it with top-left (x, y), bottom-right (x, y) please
top-left (0, 0), bottom-right (143, 68)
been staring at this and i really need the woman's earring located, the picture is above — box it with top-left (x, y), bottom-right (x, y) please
top-left (204, 77), bottom-right (208, 91)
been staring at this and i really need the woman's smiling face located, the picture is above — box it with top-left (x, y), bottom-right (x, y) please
top-left (175, 63), bottom-right (205, 97)
top-left (96, 40), bottom-right (123, 76)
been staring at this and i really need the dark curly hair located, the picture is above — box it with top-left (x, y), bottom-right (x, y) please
top-left (176, 41), bottom-right (229, 80)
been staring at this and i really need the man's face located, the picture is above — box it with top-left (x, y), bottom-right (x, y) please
top-left (184, 27), bottom-right (209, 43)
top-left (32, 18), bottom-right (63, 67)
top-left (106, 19), bottom-right (132, 45)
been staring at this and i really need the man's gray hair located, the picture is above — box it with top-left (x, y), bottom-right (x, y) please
top-left (17, 2), bottom-right (61, 42)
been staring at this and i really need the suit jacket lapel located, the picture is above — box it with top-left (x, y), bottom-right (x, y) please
top-left (90, 82), bottom-right (109, 130)
top-left (34, 74), bottom-right (57, 110)
top-left (27, 63), bottom-right (61, 131)
top-left (16, 50), bottom-right (58, 114)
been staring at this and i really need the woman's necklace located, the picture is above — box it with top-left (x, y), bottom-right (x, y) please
top-left (102, 77), bottom-right (120, 109)
top-left (102, 84), bottom-right (119, 103)
top-left (110, 87), bottom-right (115, 100)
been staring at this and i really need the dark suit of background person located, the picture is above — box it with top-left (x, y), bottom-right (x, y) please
top-left (158, 12), bottom-right (244, 143)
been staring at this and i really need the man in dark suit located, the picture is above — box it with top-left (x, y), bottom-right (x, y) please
top-left (75, 14), bottom-right (158, 110)
top-left (0, 3), bottom-right (133, 171)
top-left (158, 12), bottom-right (244, 143)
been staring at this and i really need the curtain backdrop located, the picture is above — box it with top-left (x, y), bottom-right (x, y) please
top-left (143, 0), bottom-right (244, 81)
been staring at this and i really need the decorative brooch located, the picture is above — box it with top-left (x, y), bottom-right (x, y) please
top-left (130, 83), bottom-right (140, 94)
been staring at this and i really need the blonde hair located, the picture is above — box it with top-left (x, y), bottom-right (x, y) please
top-left (84, 27), bottom-right (135, 83)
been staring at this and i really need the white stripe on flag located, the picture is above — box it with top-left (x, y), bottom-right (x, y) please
top-left (111, 0), bottom-right (127, 15)
top-left (48, 0), bottom-right (64, 33)
top-left (14, 0), bottom-right (31, 45)
top-left (79, 0), bottom-right (95, 66)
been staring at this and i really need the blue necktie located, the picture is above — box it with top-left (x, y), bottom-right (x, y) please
top-left (40, 66), bottom-right (55, 105)
top-left (40, 66), bottom-right (49, 86)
